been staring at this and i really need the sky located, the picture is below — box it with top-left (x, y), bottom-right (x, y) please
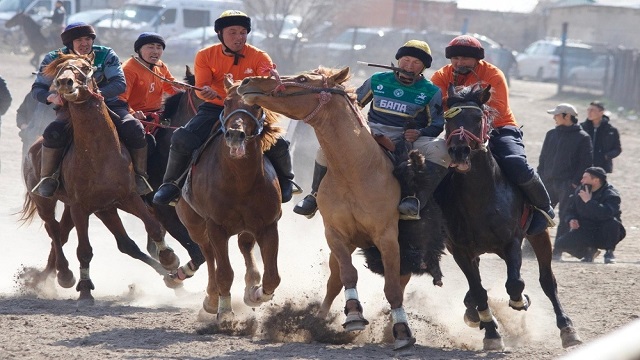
top-left (456, 0), bottom-right (539, 13)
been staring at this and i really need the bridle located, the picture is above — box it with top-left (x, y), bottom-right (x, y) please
top-left (444, 104), bottom-right (491, 149)
top-left (54, 59), bottom-right (100, 101)
top-left (267, 68), bottom-right (366, 126)
top-left (219, 107), bottom-right (265, 140)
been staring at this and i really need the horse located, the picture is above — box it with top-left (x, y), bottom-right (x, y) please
top-left (5, 12), bottom-right (59, 68)
top-left (141, 65), bottom-right (206, 283)
top-left (438, 83), bottom-right (582, 350)
top-left (237, 66), bottom-right (445, 351)
top-left (175, 75), bottom-right (284, 321)
top-left (20, 52), bottom-right (180, 305)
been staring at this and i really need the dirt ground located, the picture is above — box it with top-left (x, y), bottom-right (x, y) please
top-left (0, 52), bottom-right (639, 360)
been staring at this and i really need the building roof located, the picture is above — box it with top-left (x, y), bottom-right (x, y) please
top-left (455, 0), bottom-right (538, 13)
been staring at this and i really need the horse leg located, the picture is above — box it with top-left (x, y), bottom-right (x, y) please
top-left (238, 232), bottom-right (262, 307)
top-left (247, 224), bottom-right (281, 307)
top-left (451, 250), bottom-right (504, 351)
top-left (118, 196), bottom-right (179, 271)
top-left (153, 203), bottom-right (205, 271)
top-left (526, 231), bottom-right (582, 348)
top-left (35, 199), bottom-right (74, 288)
top-left (319, 252), bottom-right (343, 318)
top-left (93, 208), bottom-right (168, 277)
top-left (206, 221), bottom-right (234, 322)
top-left (503, 239), bottom-right (529, 310)
top-left (68, 206), bottom-right (95, 306)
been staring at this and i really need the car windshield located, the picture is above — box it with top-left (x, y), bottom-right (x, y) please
top-left (0, 0), bottom-right (29, 12)
top-left (115, 4), bottom-right (162, 24)
top-left (175, 26), bottom-right (216, 40)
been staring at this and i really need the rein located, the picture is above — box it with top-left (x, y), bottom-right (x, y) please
top-left (268, 68), bottom-right (367, 127)
top-left (130, 55), bottom-right (205, 92)
top-left (138, 88), bottom-right (199, 133)
top-left (444, 104), bottom-right (490, 148)
top-left (219, 108), bottom-right (265, 140)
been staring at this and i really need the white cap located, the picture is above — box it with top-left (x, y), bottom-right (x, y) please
top-left (547, 103), bottom-right (578, 117)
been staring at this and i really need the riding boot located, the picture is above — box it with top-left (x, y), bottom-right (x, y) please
top-left (129, 145), bottom-right (153, 195)
top-left (32, 146), bottom-right (64, 198)
top-left (293, 162), bottom-right (327, 218)
top-left (398, 161), bottom-right (449, 220)
top-left (152, 148), bottom-right (192, 206)
top-left (264, 137), bottom-right (301, 203)
top-left (519, 173), bottom-right (556, 236)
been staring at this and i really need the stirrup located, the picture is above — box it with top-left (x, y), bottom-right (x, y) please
top-left (153, 183), bottom-right (181, 206)
top-left (398, 195), bottom-right (420, 221)
top-left (31, 176), bottom-right (59, 197)
top-left (136, 175), bottom-right (153, 195)
top-left (533, 206), bottom-right (556, 227)
top-left (291, 180), bottom-right (303, 195)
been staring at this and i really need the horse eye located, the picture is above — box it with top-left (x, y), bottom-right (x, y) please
top-left (252, 104), bottom-right (261, 111)
top-left (296, 76), bottom-right (307, 83)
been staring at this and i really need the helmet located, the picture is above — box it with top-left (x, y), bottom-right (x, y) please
top-left (395, 40), bottom-right (432, 68)
top-left (134, 32), bottom-right (166, 52)
top-left (445, 35), bottom-right (485, 59)
top-left (61, 22), bottom-right (96, 47)
top-left (214, 10), bottom-right (251, 33)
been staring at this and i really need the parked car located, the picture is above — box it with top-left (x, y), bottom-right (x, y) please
top-left (567, 54), bottom-right (614, 88)
top-left (515, 39), bottom-right (596, 82)
top-left (66, 8), bottom-right (113, 27)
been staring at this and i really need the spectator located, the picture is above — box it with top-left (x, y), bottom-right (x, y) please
top-left (42, 1), bottom-right (66, 39)
top-left (580, 101), bottom-right (621, 173)
top-left (538, 103), bottom-right (592, 246)
top-left (554, 167), bottom-right (625, 263)
top-left (0, 75), bottom-right (12, 172)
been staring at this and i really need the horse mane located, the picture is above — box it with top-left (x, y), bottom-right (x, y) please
top-left (41, 52), bottom-right (88, 78)
top-left (162, 66), bottom-right (195, 124)
top-left (311, 66), bottom-right (357, 102)
top-left (448, 84), bottom-right (499, 127)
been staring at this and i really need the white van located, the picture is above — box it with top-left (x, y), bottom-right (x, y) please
top-left (94, 0), bottom-right (243, 44)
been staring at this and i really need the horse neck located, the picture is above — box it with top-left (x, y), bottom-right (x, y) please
top-left (214, 136), bottom-right (265, 183)
top-left (308, 98), bottom-right (391, 175)
top-left (68, 97), bottom-right (121, 152)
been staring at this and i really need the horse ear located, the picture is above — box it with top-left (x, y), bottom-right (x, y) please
top-left (223, 74), bottom-right (234, 91)
top-left (332, 67), bottom-right (350, 84)
top-left (481, 84), bottom-right (491, 105)
top-left (447, 83), bottom-right (455, 98)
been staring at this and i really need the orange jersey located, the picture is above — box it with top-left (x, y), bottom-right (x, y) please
top-left (120, 57), bottom-right (179, 113)
top-left (193, 43), bottom-right (273, 106)
top-left (431, 60), bottom-right (517, 128)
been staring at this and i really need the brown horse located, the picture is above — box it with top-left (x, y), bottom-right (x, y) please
top-left (238, 67), bottom-right (418, 350)
top-left (20, 52), bottom-right (179, 305)
top-left (5, 12), bottom-right (58, 68)
top-left (438, 83), bottom-right (582, 350)
top-left (175, 76), bottom-right (283, 320)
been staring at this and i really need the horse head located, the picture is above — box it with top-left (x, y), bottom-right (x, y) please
top-left (44, 52), bottom-right (98, 103)
top-left (5, 11), bottom-right (26, 28)
top-left (220, 74), bottom-right (281, 158)
top-left (237, 66), bottom-right (353, 122)
top-left (444, 83), bottom-right (493, 172)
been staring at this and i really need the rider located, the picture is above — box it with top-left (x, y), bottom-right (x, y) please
top-left (294, 40), bottom-right (450, 220)
top-left (431, 34), bottom-right (555, 235)
top-left (153, 10), bottom-right (298, 206)
top-left (119, 32), bottom-right (179, 121)
top-left (42, 0), bottom-right (66, 39)
top-left (31, 22), bottom-right (153, 197)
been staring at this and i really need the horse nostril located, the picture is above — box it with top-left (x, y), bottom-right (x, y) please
top-left (65, 78), bottom-right (73, 87)
top-left (239, 132), bottom-right (246, 142)
top-left (241, 78), bottom-right (250, 85)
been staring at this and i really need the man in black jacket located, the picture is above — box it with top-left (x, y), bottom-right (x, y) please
top-left (554, 167), bottom-right (625, 264)
top-left (538, 103), bottom-right (593, 243)
top-left (581, 101), bottom-right (621, 173)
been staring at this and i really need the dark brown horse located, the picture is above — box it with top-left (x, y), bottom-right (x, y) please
top-left (5, 12), bottom-right (58, 68)
top-left (20, 52), bottom-right (179, 305)
top-left (237, 67), bottom-right (443, 351)
top-left (438, 83), bottom-right (582, 350)
top-left (175, 75), bottom-right (283, 320)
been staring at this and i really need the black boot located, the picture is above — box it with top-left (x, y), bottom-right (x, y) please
top-left (264, 137), bottom-right (301, 203)
top-left (293, 162), bottom-right (327, 218)
top-left (32, 146), bottom-right (64, 198)
top-left (519, 173), bottom-right (556, 235)
top-left (398, 161), bottom-right (449, 220)
top-left (129, 145), bottom-right (153, 195)
top-left (152, 148), bottom-right (191, 206)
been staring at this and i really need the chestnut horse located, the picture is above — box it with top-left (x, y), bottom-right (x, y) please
top-left (438, 83), bottom-right (582, 350)
top-left (20, 52), bottom-right (179, 305)
top-left (175, 76), bottom-right (283, 320)
top-left (238, 67), bottom-right (421, 351)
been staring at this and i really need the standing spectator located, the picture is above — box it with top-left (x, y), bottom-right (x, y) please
top-left (554, 167), bottom-right (625, 263)
top-left (0, 75), bottom-right (12, 172)
top-left (42, 1), bottom-right (66, 40)
top-left (580, 101), bottom-right (621, 173)
top-left (537, 103), bottom-right (592, 253)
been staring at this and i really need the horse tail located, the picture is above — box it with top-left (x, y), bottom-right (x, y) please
top-left (17, 193), bottom-right (37, 226)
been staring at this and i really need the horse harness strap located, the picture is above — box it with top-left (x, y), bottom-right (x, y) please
top-left (444, 105), bottom-right (490, 148)
top-left (219, 108), bottom-right (265, 140)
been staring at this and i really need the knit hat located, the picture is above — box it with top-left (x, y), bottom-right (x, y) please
top-left (61, 22), bottom-right (96, 46)
top-left (214, 10), bottom-right (251, 33)
top-left (134, 32), bottom-right (166, 52)
top-left (445, 35), bottom-right (484, 59)
top-left (395, 40), bottom-right (433, 68)
top-left (585, 166), bottom-right (607, 183)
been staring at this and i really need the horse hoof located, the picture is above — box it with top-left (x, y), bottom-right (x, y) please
top-left (57, 271), bottom-right (76, 289)
top-left (509, 294), bottom-right (531, 311)
top-left (163, 274), bottom-right (184, 289)
top-left (393, 336), bottom-right (416, 351)
top-left (342, 312), bottom-right (369, 332)
top-left (77, 296), bottom-right (95, 308)
top-left (197, 308), bottom-right (217, 323)
top-left (158, 249), bottom-right (180, 271)
top-left (202, 296), bottom-right (218, 315)
top-left (217, 311), bottom-right (234, 324)
top-left (483, 337), bottom-right (505, 351)
top-left (464, 308), bottom-right (480, 328)
top-left (560, 326), bottom-right (583, 348)
top-left (243, 285), bottom-right (274, 307)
